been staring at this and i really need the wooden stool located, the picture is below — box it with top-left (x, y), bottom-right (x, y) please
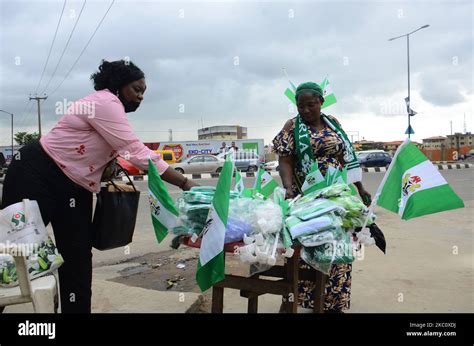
top-left (211, 248), bottom-right (328, 313)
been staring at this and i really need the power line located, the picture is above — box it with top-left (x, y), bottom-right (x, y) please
top-left (17, 1), bottom-right (66, 130)
top-left (16, 100), bottom-right (34, 130)
top-left (34, 0), bottom-right (67, 94)
top-left (48, 0), bottom-right (115, 101)
top-left (40, 0), bottom-right (87, 95)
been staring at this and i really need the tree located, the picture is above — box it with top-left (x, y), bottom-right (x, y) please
top-left (14, 131), bottom-right (39, 145)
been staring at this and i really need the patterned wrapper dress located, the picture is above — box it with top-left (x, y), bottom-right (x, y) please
top-left (272, 116), bottom-right (352, 311)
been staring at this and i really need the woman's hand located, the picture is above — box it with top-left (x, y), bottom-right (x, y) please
top-left (358, 187), bottom-right (372, 206)
top-left (285, 187), bottom-right (295, 200)
top-left (161, 167), bottom-right (199, 191)
top-left (353, 181), bottom-right (371, 206)
top-left (182, 179), bottom-right (199, 191)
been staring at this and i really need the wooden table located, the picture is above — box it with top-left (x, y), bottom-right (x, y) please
top-left (184, 237), bottom-right (328, 313)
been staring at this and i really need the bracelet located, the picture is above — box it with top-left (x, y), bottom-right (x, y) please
top-left (179, 177), bottom-right (188, 189)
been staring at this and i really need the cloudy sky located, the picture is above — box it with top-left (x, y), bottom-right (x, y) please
top-left (0, 0), bottom-right (472, 146)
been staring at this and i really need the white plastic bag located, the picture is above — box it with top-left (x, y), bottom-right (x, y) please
top-left (0, 199), bottom-right (47, 250)
top-left (0, 199), bottom-right (64, 287)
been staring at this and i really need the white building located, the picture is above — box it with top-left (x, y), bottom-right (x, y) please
top-left (198, 125), bottom-right (247, 140)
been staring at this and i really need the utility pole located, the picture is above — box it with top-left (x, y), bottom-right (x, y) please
top-left (388, 24), bottom-right (430, 139)
top-left (450, 121), bottom-right (453, 135)
top-left (29, 95), bottom-right (47, 138)
top-left (464, 113), bottom-right (467, 133)
top-left (168, 128), bottom-right (173, 142)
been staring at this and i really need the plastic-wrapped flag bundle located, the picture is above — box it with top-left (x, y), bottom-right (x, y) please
top-left (301, 231), bottom-right (354, 274)
top-left (172, 186), bottom-right (241, 238)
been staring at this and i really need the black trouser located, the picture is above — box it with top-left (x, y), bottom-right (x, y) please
top-left (1, 141), bottom-right (93, 313)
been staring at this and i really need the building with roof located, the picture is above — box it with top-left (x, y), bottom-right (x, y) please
top-left (198, 125), bottom-right (247, 140)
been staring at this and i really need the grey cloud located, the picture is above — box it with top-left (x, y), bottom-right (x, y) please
top-left (0, 0), bottom-right (472, 146)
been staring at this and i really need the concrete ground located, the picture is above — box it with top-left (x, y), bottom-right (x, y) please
top-left (2, 169), bottom-right (473, 313)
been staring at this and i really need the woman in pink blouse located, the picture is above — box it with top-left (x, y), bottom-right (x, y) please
top-left (1, 60), bottom-right (197, 313)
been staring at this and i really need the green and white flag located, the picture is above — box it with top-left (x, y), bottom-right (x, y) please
top-left (284, 88), bottom-right (296, 105)
top-left (234, 169), bottom-right (244, 195)
top-left (254, 167), bottom-right (278, 198)
top-left (325, 165), bottom-right (339, 186)
top-left (302, 162), bottom-right (327, 195)
top-left (334, 166), bottom-right (348, 184)
top-left (148, 159), bottom-right (179, 243)
top-left (284, 77), bottom-right (337, 109)
top-left (196, 157), bottom-right (233, 291)
top-left (320, 77), bottom-right (337, 109)
top-left (376, 139), bottom-right (464, 220)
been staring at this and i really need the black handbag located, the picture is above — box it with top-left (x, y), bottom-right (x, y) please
top-left (92, 170), bottom-right (140, 251)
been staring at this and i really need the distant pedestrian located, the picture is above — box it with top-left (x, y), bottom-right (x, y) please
top-left (219, 142), bottom-right (227, 154)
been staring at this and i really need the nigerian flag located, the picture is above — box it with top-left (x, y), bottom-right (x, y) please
top-left (196, 157), bottom-right (233, 291)
top-left (254, 167), bottom-right (278, 198)
top-left (321, 77), bottom-right (337, 109)
top-left (376, 139), bottom-right (464, 220)
top-left (234, 169), bottom-right (244, 195)
top-left (302, 162), bottom-right (327, 195)
top-left (148, 159), bottom-right (179, 243)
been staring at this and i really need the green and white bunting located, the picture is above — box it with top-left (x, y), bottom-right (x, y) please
top-left (148, 159), bottom-right (179, 243)
top-left (284, 77), bottom-right (337, 109)
top-left (234, 169), bottom-right (244, 195)
top-left (253, 167), bottom-right (278, 198)
top-left (196, 157), bottom-right (233, 291)
top-left (320, 77), bottom-right (337, 109)
top-left (376, 139), bottom-right (464, 220)
top-left (301, 162), bottom-right (327, 195)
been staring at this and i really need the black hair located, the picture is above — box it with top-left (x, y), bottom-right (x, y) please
top-left (90, 59), bottom-right (145, 94)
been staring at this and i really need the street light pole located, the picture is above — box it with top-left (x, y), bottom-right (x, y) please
top-left (0, 110), bottom-right (14, 163)
top-left (407, 34), bottom-right (411, 138)
top-left (389, 24), bottom-right (430, 139)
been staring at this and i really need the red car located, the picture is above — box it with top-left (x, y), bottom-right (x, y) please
top-left (116, 157), bottom-right (143, 176)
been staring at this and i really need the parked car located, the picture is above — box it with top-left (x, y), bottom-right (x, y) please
top-left (263, 160), bottom-right (279, 171)
top-left (0, 153), bottom-right (7, 178)
top-left (216, 150), bottom-right (263, 172)
top-left (0, 152), bottom-right (6, 168)
top-left (357, 150), bottom-right (392, 168)
top-left (171, 155), bottom-right (225, 174)
top-left (116, 157), bottom-right (143, 176)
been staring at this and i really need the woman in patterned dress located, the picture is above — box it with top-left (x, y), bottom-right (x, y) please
top-left (273, 81), bottom-right (371, 312)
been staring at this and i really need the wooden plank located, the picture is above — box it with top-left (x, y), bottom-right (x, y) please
top-left (258, 264), bottom-right (319, 281)
top-left (211, 286), bottom-right (224, 313)
top-left (284, 255), bottom-right (299, 313)
top-left (247, 293), bottom-right (259, 313)
top-left (313, 271), bottom-right (328, 313)
top-left (214, 275), bottom-right (289, 295)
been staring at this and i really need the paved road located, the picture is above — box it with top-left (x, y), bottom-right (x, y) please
top-left (8, 168), bottom-right (471, 313)
top-left (91, 169), bottom-right (474, 267)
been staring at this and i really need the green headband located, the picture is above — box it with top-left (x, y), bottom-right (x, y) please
top-left (295, 82), bottom-right (323, 100)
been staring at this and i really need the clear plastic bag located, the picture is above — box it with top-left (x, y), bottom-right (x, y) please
top-left (229, 197), bottom-right (282, 235)
top-left (300, 231), bottom-right (354, 275)
top-left (289, 198), bottom-right (346, 220)
top-left (225, 217), bottom-right (252, 244)
top-left (297, 225), bottom-right (345, 247)
top-left (286, 212), bottom-right (342, 238)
